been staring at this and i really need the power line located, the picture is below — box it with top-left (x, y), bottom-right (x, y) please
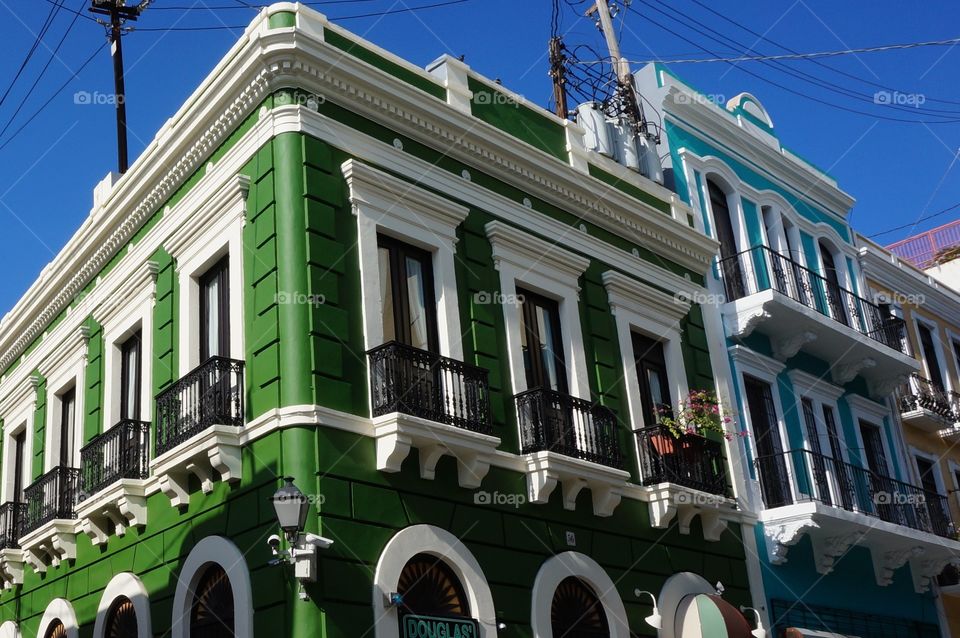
top-left (868, 202), bottom-right (960, 239)
top-left (0, 1), bottom-right (66, 110)
top-left (0, 41), bottom-right (107, 152)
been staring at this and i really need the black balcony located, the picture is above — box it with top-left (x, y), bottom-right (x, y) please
top-left (515, 388), bottom-right (623, 469)
top-left (367, 341), bottom-right (493, 435)
top-left (756, 449), bottom-right (955, 538)
top-left (21, 466), bottom-right (81, 536)
top-left (0, 501), bottom-right (25, 549)
top-left (155, 356), bottom-right (245, 455)
top-left (80, 419), bottom-right (150, 497)
top-left (635, 425), bottom-right (728, 495)
top-left (718, 245), bottom-right (907, 353)
top-left (898, 373), bottom-right (958, 421)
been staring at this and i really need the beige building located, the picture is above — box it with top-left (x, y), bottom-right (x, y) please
top-left (860, 235), bottom-right (960, 635)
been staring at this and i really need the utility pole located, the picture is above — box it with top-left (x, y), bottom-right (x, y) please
top-left (89, 0), bottom-right (148, 174)
top-left (587, 1), bottom-right (649, 136)
top-left (548, 36), bottom-right (569, 119)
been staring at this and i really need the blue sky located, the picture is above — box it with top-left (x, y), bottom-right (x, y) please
top-left (0, 0), bottom-right (958, 314)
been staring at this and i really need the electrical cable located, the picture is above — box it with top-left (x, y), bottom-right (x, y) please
top-left (0, 1), bottom-right (65, 110)
top-left (868, 202), bottom-right (960, 238)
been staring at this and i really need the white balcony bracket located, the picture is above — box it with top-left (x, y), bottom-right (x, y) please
top-left (642, 484), bottom-right (734, 542)
top-left (372, 413), bottom-right (500, 489)
top-left (18, 520), bottom-right (79, 574)
top-left (773, 331), bottom-right (817, 361)
top-left (762, 518), bottom-right (820, 565)
top-left (832, 358), bottom-right (876, 385)
top-left (873, 547), bottom-right (919, 587)
top-left (911, 555), bottom-right (957, 594)
top-left (809, 532), bottom-right (864, 575)
top-left (76, 480), bottom-right (149, 546)
top-left (0, 549), bottom-right (24, 588)
top-left (523, 452), bottom-right (629, 517)
top-left (151, 425), bottom-right (243, 507)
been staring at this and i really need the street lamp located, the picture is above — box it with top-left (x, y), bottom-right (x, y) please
top-left (267, 477), bottom-right (334, 598)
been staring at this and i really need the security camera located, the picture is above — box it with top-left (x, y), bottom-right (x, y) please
top-left (267, 534), bottom-right (281, 555)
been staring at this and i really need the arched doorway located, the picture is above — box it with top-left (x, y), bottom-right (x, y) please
top-left (550, 576), bottom-right (610, 637)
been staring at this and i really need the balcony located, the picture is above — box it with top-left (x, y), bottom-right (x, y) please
top-left (76, 420), bottom-right (150, 545)
top-left (19, 466), bottom-right (81, 573)
top-left (897, 373), bottom-right (960, 433)
top-left (152, 356), bottom-right (245, 507)
top-left (0, 502), bottom-right (25, 587)
top-left (367, 342), bottom-right (500, 489)
top-left (755, 448), bottom-right (960, 592)
top-left (719, 246), bottom-right (917, 391)
top-left (515, 388), bottom-right (628, 517)
top-left (634, 425), bottom-right (732, 541)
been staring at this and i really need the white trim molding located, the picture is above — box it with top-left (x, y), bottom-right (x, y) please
top-left (93, 572), bottom-right (152, 638)
top-left (171, 536), bottom-right (253, 638)
top-left (38, 598), bottom-right (79, 638)
top-left (530, 552), bottom-right (630, 638)
top-left (372, 524), bottom-right (497, 638)
top-left (342, 158), bottom-right (469, 361)
top-left (0, 621), bottom-right (19, 638)
top-left (151, 425), bottom-right (242, 508)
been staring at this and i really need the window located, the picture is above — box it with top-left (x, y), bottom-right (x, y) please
top-left (190, 565), bottom-right (234, 638)
top-left (12, 430), bottom-right (24, 502)
top-left (104, 597), bottom-right (138, 638)
top-left (917, 322), bottom-right (945, 390)
top-left (119, 331), bottom-right (142, 421)
top-left (518, 289), bottom-right (567, 393)
top-left (819, 241), bottom-right (848, 325)
top-left (397, 554), bottom-right (470, 619)
top-left (709, 180), bottom-right (743, 299)
top-left (801, 398), bottom-right (831, 505)
top-left (632, 333), bottom-right (671, 426)
top-left (59, 388), bottom-right (76, 469)
top-left (551, 577), bottom-right (609, 637)
top-left (859, 421), bottom-right (888, 476)
top-left (44, 621), bottom-right (66, 638)
top-left (744, 375), bottom-right (789, 507)
top-left (378, 235), bottom-right (439, 352)
top-left (200, 257), bottom-right (230, 362)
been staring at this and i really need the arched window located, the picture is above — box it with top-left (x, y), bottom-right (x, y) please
top-left (708, 180), bottom-right (744, 300)
top-left (190, 565), bottom-right (235, 638)
top-left (43, 622), bottom-right (66, 638)
top-left (104, 597), bottom-right (138, 638)
top-left (818, 240), bottom-right (848, 325)
top-left (551, 577), bottom-right (610, 637)
top-left (397, 553), bottom-right (470, 618)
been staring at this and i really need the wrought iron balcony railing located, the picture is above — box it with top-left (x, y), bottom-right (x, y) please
top-left (367, 341), bottom-right (492, 435)
top-left (756, 448), bottom-right (955, 538)
top-left (0, 501), bottom-right (25, 549)
top-left (718, 245), bottom-right (907, 353)
top-left (898, 373), bottom-right (958, 421)
top-left (515, 388), bottom-right (623, 469)
top-left (155, 356), bottom-right (245, 455)
top-left (80, 419), bottom-right (150, 497)
top-left (21, 466), bottom-right (81, 536)
top-left (635, 424), bottom-right (728, 495)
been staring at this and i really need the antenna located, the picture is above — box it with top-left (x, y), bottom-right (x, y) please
top-left (89, 0), bottom-right (150, 174)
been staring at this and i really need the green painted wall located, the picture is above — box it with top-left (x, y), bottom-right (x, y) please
top-left (82, 316), bottom-right (103, 443)
top-left (31, 372), bottom-right (46, 480)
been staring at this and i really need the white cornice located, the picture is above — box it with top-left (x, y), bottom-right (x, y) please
top-left (845, 392), bottom-right (890, 422)
top-left (786, 369), bottom-right (844, 402)
top-left (601, 270), bottom-right (689, 326)
top-left (728, 345), bottom-right (786, 378)
top-left (485, 220), bottom-right (590, 288)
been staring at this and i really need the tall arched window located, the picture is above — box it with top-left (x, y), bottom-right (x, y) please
top-left (104, 597), bottom-right (138, 638)
top-left (708, 180), bottom-right (743, 300)
top-left (43, 622), bottom-right (66, 638)
top-left (550, 577), bottom-right (610, 637)
top-left (818, 240), bottom-right (848, 325)
top-left (397, 553), bottom-right (470, 618)
top-left (190, 565), bottom-right (235, 638)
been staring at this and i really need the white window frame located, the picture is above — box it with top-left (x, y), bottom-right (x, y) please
top-left (343, 159), bottom-right (469, 361)
top-left (787, 369), bottom-right (849, 505)
top-left (1, 398), bottom-right (34, 504)
top-left (37, 598), bottom-right (79, 638)
top-left (372, 524), bottom-right (497, 638)
top-left (602, 270), bottom-right (690, 434)
top-left (913, 315), bottom-right (952, 392)
top-left (485, 220), bottom-right (590, 398)
top-left (845, 393), bottom-right (896, 478)
top-left (910, 446), bottom-right (947, 495)
top-left (171, 536), bottom-right (253, 638)
top-left (530, 551), bottom-right (630, 638)
top-left (44, 354), bottom-right (85, 472)
top-left (93, 572), bottom-right (152, 638)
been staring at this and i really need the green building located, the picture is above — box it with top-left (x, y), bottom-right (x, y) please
top-left (0, 4), bottom-right (760, 637)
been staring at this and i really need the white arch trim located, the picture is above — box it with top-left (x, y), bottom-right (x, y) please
top-left (171, 536), bottom-right (253, 638)
top-left (373, 524), bottom-right (497, 638)
top-left (37, 599), bottom-right (78, 638)
top-left (0, 621), bottom-right (19, 638)
top-left (530, 552), bottom-right (629, 638)
top-left (93, 573), bottom-right (151, 638)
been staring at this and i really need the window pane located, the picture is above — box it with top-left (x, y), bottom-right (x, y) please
top-left (646, 368), bottom-right (665, 408)
top-left (379, 247), bottom-right (395, 343)
top-left (535, 305), bottom-right (561, 391)
top-left (404, 256), bottom-right (430, 351)
top-left (205, 276), bottom-right (220, 358)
